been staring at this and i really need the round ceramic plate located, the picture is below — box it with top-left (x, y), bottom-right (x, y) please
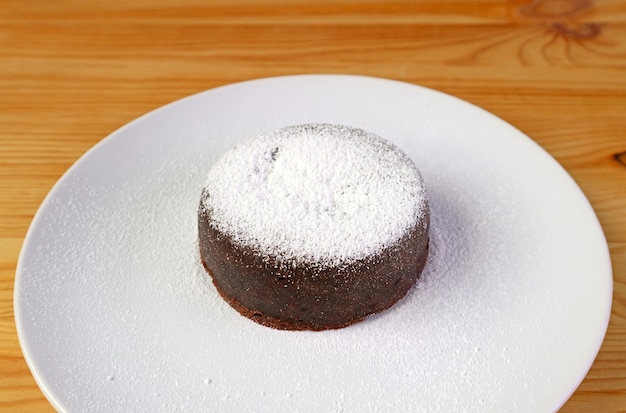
top-left (15, 75), bottom-right (612, 412)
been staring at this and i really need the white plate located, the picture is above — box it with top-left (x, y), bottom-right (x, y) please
top-left (15, 75), bottom-right (612, 412)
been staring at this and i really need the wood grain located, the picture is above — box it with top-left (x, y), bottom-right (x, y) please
top-left (1, 0), bottom-right (625, 411)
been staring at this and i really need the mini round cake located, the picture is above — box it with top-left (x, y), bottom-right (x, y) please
top-left (198, 123), bottom-right (429, 331)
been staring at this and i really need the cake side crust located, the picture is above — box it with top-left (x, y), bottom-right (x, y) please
top-left (200, 241), bottom-right (429, 331)
top-left (198, 197), bottom-right (430, 331)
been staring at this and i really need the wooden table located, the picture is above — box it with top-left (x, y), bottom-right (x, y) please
top-left (1, 1), bottom-right (625, 411)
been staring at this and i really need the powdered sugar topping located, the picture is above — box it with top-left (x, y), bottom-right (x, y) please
top-left (201, 124), bottom-right (427, 265)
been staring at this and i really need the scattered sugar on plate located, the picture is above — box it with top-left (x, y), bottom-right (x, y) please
top-left (16, 116), bottom-right (604, 412)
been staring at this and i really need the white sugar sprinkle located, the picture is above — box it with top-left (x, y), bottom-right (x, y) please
top-left (18, 117), bottom-right (588, 412)
top-left (201, 124), bottom-right (427, 265)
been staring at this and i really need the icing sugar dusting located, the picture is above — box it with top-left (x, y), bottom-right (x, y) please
top-left (18, 120), bottom-right (597, 412)
top-left (201, 124), bottom-right (427, 265)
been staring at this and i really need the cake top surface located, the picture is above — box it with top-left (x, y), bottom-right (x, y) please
top-left (201, 123), bottom-right (427, 266)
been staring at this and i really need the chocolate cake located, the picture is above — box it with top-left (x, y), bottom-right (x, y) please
top-left (198, 124), bottom-right (429, 331)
